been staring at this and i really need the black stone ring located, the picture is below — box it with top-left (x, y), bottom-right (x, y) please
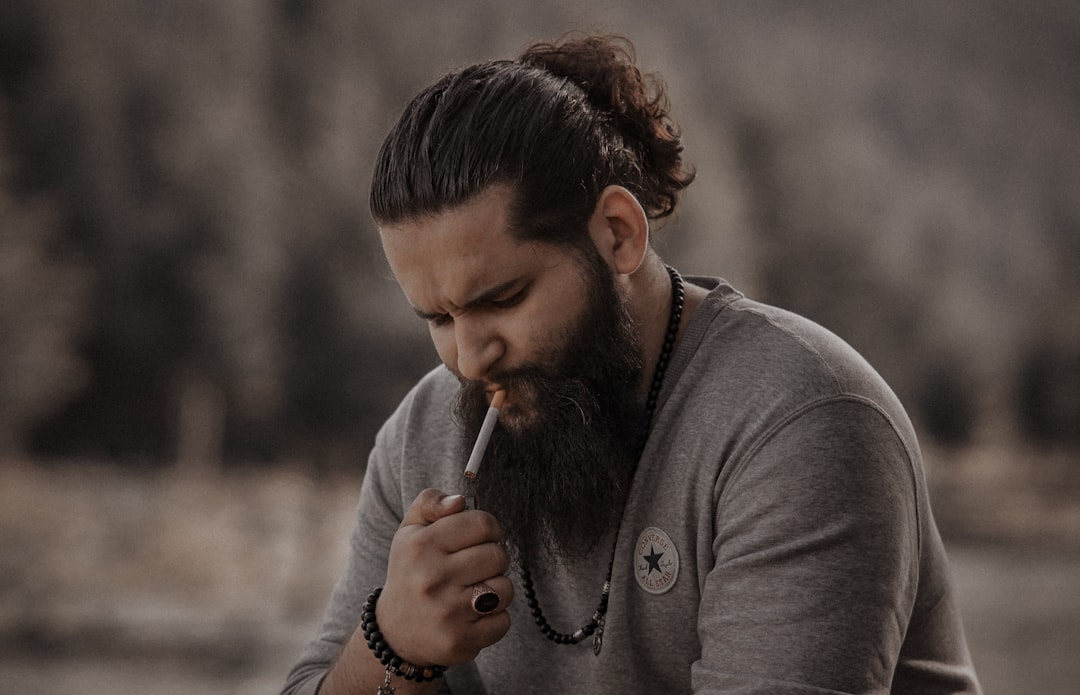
top-left (471, 583), bottom-right (500, 615)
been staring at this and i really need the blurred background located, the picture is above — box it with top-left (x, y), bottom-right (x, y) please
top-left (1, 1), bottom-right (1078, 693)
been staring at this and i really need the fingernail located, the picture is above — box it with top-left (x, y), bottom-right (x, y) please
top-left (442, 494), bottom-right (464, 508)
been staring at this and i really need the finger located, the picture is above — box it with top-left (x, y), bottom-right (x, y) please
top-left (443, 539), bottom-right (510, 583)
top-left (468, 603), bottom-right (513, 648)
top-left (418, 508), bottom-right (503, 555)
top-left (431, 608), bottom-right (512, 666)
top-left (401, 488), bottom-right (467, 528)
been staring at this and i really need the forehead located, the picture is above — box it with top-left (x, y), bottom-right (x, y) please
top-left (378, 185), bottom-right (568, 309)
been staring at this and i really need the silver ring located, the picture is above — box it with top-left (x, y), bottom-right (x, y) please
top-left (470, 582), bottom-right (500, 615)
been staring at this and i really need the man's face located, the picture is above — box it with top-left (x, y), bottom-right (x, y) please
top-left (380, 185), bottom-right (647, 561)
top-left (380, 184), bottom-right (606, 425)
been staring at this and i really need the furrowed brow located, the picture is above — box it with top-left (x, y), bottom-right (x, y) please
top-left (461, 278), bottom-right (523, 309)
top-left (410, 277), bottom-right (524, 321)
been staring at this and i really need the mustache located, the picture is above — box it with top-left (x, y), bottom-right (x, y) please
top-left (457, 364), bottom-right (599, 416)
top-left (457, 362), bottom-right (559, 390)
top-left (457, 362), bottom-right (587, 400)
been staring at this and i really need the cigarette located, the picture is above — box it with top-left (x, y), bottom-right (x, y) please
top-left (463, 389), bottom-right (505, 479)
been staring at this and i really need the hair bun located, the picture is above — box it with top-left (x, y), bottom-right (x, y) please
top-left (520, 35), bottom-right (694, 218)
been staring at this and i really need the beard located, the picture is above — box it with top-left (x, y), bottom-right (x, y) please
top-left (454, 247), bottom-right (646, 566)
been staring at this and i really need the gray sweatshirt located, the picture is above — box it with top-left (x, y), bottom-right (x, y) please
top-left (282, 277), bottom-right (982, 694)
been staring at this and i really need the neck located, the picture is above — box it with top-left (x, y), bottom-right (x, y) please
top-left (626, 254), bottom-right (704, 397)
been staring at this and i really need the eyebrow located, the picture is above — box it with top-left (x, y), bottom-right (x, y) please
top-left (412, 277), bottom-right (524, 321)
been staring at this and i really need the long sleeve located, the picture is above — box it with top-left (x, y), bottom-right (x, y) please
top-left (693, 397), bottom-right (920, 693)
top-left (279, 423), bottom-right (406, 695)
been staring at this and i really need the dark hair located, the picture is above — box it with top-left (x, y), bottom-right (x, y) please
top-left (369, 35), bottom-right (695, 245)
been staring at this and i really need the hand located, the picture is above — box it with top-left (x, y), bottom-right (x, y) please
top-left (377, 488), bottom-right (514, 666)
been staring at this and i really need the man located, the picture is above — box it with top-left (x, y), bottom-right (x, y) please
top-left (282, 35), bottom-right (982, 694)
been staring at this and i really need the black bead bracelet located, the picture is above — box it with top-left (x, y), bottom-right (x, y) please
top-left (360, 586), bottom-right (446, 683)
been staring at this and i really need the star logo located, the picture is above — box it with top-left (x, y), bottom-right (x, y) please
top-left (634, 527), bottom-right (679, 595)
top-left (644, 545), bottom-right (664, 575)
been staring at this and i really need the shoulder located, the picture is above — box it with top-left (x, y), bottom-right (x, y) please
top-left (678, 278), bottom-right (912, 432)
top-left (368, 365), bottom-right (465, 498)
top-left (376, 365), bottom-right (459, 448)
top-left (662, 278), bottom-right (923, 492)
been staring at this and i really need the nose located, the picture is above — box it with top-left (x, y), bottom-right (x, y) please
top-left (453, 317), bottom-right (505, 382)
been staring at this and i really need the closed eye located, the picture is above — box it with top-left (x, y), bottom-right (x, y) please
top-left (413, 306), bottom-right (453, 327)
top-left (488, 287), bottom-right (527, 310)
top-left (413, 279), bottom-right (529, 327)
top-left (424, 289), bottom-right (525, 327)
top-left (427, 312), bottom-right (453, 328)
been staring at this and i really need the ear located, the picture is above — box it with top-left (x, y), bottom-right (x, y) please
top-left (587, 185), bottom-right (649, 275)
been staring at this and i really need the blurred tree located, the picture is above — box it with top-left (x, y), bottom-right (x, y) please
top-left (0, 0), bottom-right (94, 458)
top-left (1018, 345), bottom-right (1080, 446)
top-left (0, 188), bottom-right (92, 458)
top-left (2, 0), bottom-right (1079, 467)
top-left (8, 0), bottom-right (440, 467)
top-left (915, 358), bottom-right (977, 447)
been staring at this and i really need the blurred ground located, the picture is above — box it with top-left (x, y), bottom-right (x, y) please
top-left (0, 462), bottom-right (354, 695)
top-left (950, 545), bottom-right (1080, 695)
top-left (0, 457), bottom-right (1078, 695)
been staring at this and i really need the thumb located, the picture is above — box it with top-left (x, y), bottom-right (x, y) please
top-left (401, 488), bottom-right (467, 528)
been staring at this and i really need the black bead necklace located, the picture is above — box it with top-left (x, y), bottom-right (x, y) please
top-left (520, 265), bottom-right (685, 656)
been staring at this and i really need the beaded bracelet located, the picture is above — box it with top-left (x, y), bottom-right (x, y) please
top-left (361, 586), bottom-right (447, 683)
